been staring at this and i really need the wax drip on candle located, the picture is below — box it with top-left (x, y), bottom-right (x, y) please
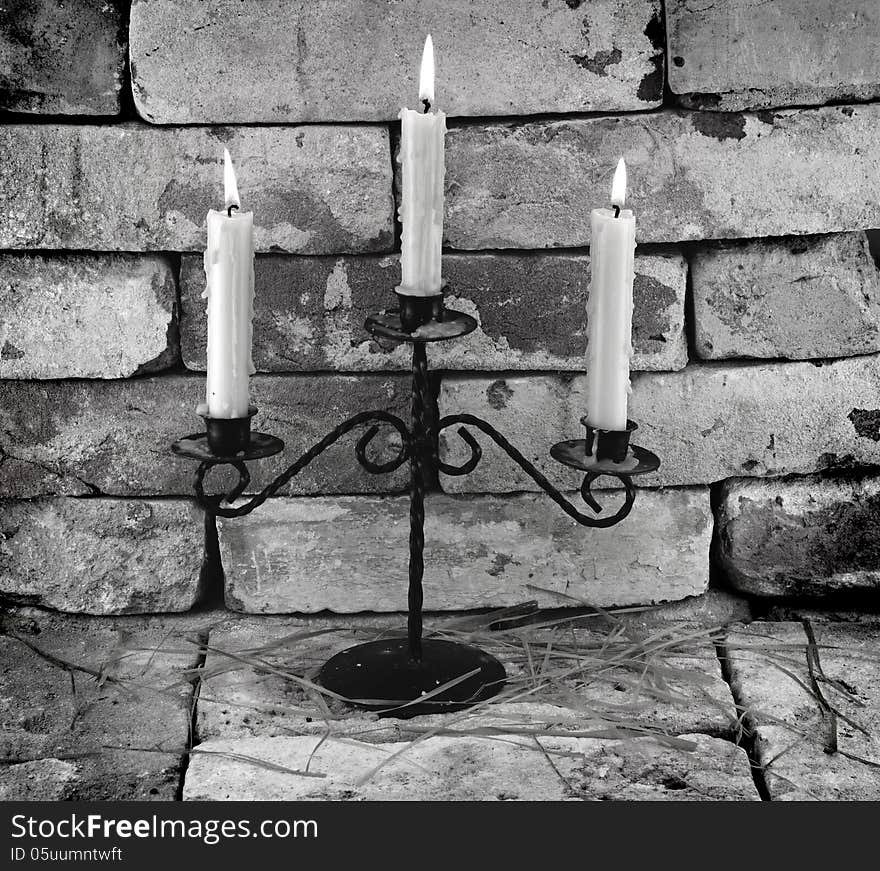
top-left (610, 157), bottom-right (626, 219)
top-left (419, 34), bottom-right (434, 113)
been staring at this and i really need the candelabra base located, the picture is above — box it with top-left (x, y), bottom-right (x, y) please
top-left (317, 638), bottom-right (507, 719)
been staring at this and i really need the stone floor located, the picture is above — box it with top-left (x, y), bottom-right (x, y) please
top-left (2, 594), bottom-right (879, 801)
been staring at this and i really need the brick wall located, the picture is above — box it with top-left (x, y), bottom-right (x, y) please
top-left (2, 1), bottom-right (879, 616)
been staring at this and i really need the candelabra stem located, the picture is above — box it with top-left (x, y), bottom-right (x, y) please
top-left (407, 341), bottom-right (429, 661)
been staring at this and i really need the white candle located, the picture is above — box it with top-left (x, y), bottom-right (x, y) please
top-left (586, 158), bottom-right (635, 431)
top-left (202, 148), bottom-right (255, 418)
top-left (398, 34), bottom-right (446, 296)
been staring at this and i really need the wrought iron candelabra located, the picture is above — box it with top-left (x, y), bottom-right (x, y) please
top-left (172, 292), bottom-right (660, 718)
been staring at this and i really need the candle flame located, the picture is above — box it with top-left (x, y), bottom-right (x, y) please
top-left (610, 157), bottom-right (626, 208)
top-left (223, 148), bottom-right (241, 210)
top-left (418, 34), bottom-right (435, 105)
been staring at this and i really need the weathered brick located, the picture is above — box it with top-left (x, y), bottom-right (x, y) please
top-left (439, 355), bottom-right (880, 493)
top-left (0, 253), bottom-right (178, 378)
top-left (183, 733), bottom-right (757, 801)
top-left (0, 498), bottom-right (205, 614)
top-left (179, 251), bottom-right (687, 373)
top-left (0, 124), bottom-right (393, 253)
top-left (0, 375), bottom-right (409, 497)
top-left (131, 0), bottom-right (663, 124)
top-left (197, 612), bottom-right (736, 743)
top-left (0, 609), bottom-right (205, 800)
top-left (716, 476), bottom-right (880, 599)
top-left (218, 489), bottom-right (712, 613)
top-left (666, 0), bottom-right (880, 111)
top-left (692, 234), bottom-right (880, 361)
top-left (444, 106), bottom-right (880, 248)
top-left (726, 620), bottom-right (880, 800)
top-left (0, 1), bottom-right (124, 115)
top-left (179, 254), bottom-right (398, 373)
top-left (441, 252), bottom-right (687, 372)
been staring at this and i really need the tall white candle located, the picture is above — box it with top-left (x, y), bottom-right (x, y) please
top-left (202, 148), bottom-right (255, 418)
top-left (586, 158), bottom-right (635, 431)
top-left (398, 34), bottom-right (446, 296)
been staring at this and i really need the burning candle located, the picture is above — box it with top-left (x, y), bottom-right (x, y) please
top-left (202, 148), bottom-right (255, 419)
top-left (398, 35), bottom-right (446, 296)
top-left (585, 158), bottom-right (635, 432)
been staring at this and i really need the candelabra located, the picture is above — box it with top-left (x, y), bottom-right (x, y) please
top-left (172, 293), bottom-right (660, 718)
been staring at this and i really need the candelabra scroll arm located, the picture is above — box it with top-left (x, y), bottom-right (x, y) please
top-left (193, 409), bottom-right (410, 518)
top-left (355, 423), bottom-right (409, 475)
top-left (437, 413), bottom-right (637, 528)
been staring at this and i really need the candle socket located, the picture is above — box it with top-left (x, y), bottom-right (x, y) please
top-left (582, 417), bottom-right (637, 463)
top-left (200, 407), bottom-right (256, 456)
top-left (396, 291), bottom-right (444, 333)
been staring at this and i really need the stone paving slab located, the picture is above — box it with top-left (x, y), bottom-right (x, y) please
top-left (0, 609), bottom-right (208, 800)
top-left (182, 732), bottom-right (758, 801)
top-left (725, 620), bottom-right (880, 800)
top-left (196, 612), bottom-right (738, 745)
top-left (0, 758), bottom-right (80, 801)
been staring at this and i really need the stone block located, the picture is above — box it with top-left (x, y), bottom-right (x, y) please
top-left (0, 374), bottom-right (409, 497)
top-left (444, 106), bottom-right (880, 248)
top-left (666, 0), bottom-right (880, 111)
top-left (692, 233), bottom-right (880, 360)
top-left (179, 251), bottom-right (687, 373)
top-left (130, 0), bottom-right (664, 123)
top-left (0, 0), bottom-right (124, 114)
top-left (0, 253), bottom-right (178, 378)
top-left (0, 124), bottom-right (393, 253)
top-left (0, 498), bottom-right (205, 614)
top-left (439, 356), bottom-right (880, 492)
top-left (716, 476), bottom-right (880, 598)
top-left (218, 489), bottom-right (712, 613)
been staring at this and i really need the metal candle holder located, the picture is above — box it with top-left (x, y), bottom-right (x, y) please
top-left (172, 291), bottom-right (660, 718)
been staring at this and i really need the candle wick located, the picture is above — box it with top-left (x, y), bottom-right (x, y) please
top-left (612, 205), bottom-right (620, 218)
top-left (421, 98), bottom-right (431, 113)
top-left (227, 204), bottom-right (239, 218)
